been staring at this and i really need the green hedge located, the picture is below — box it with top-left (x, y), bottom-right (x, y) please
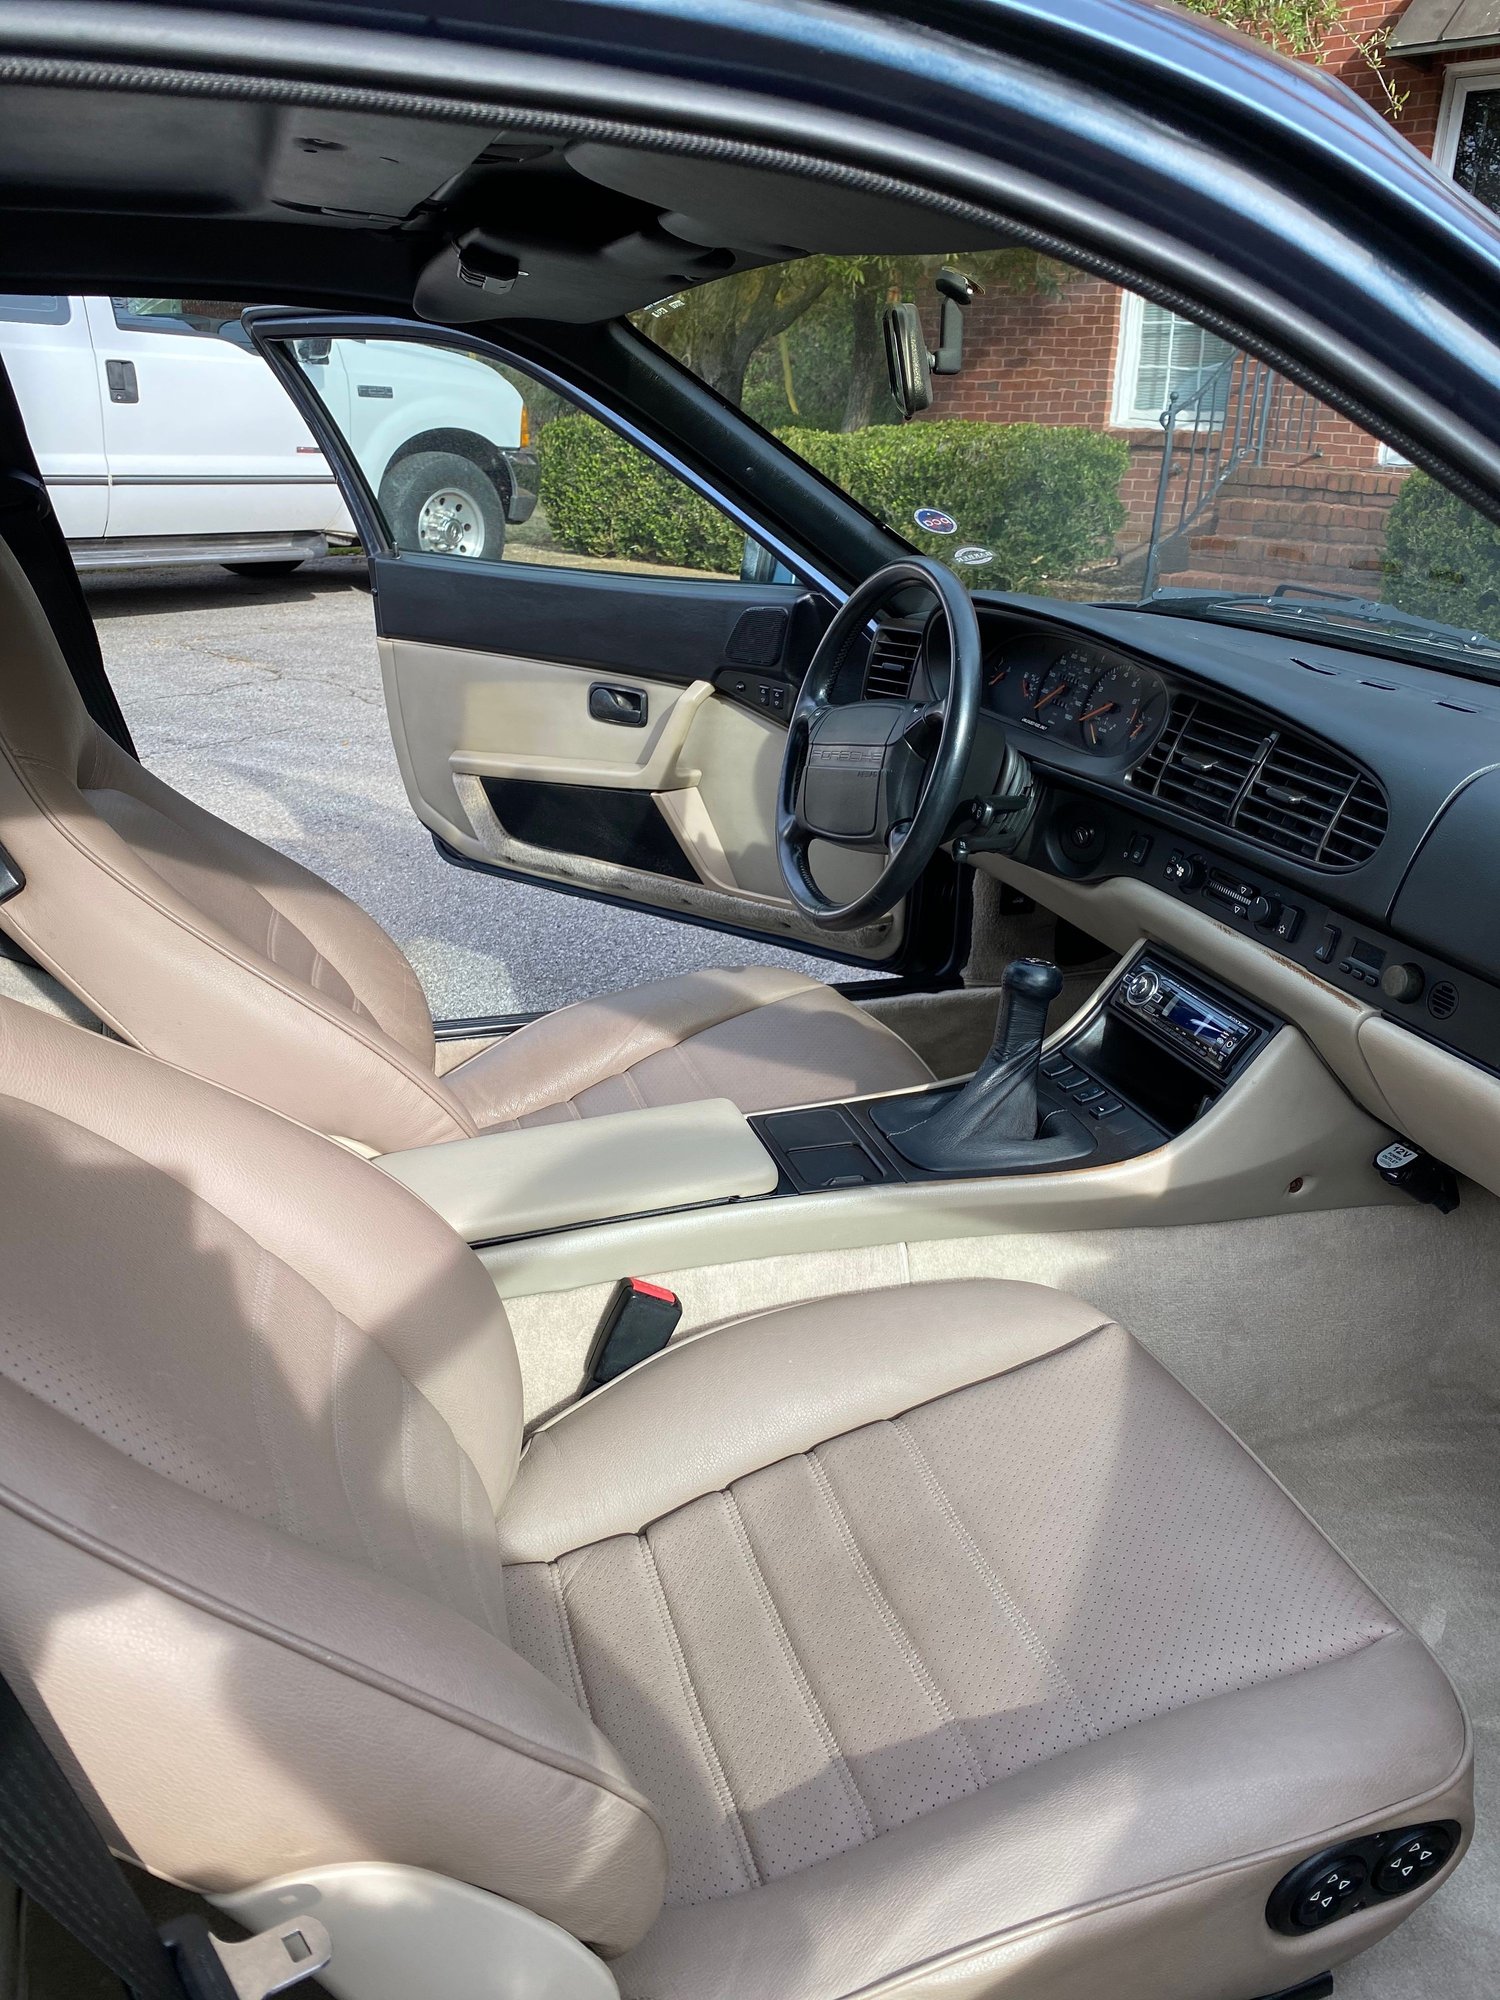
top-left (781, 422), bottom-right (1129, 590)
top-left (537, 413), bottom-right (1130, 587)
top-left (539, 414), bottom-right (743, 573)
top-left (1382, 470), bottom-right (1500, 632)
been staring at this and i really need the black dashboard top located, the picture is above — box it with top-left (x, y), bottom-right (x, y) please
top-left (870, 589), bottom-right (1500, 935)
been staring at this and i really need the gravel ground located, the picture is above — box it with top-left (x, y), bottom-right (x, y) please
top-left (85, 555), bottom-right (840, 1017)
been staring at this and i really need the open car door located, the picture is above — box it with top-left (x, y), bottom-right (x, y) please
top-left (248, 313), bottom-right (963, 977)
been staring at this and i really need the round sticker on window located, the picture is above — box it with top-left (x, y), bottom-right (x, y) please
top-left (913, 507), bottom-right (958, 535)
top-left (953, 545), bottom-right (994, 566)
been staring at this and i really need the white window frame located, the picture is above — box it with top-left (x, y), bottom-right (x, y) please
top-left (1433, 59), bottom-right (1500, 183)
top-left (1109, 293), bottom-right (1232, 429)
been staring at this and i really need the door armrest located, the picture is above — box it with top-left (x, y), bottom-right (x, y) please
top-left (375, 1097), bottom-right (779, 1244)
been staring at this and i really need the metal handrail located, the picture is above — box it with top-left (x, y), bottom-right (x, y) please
top-left (1141, 352), bottom-right (1319, 596)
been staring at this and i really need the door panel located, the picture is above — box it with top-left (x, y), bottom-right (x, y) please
top-left (251, 313), bottom-right (915, 967)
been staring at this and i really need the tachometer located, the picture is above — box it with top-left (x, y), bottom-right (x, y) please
top-left (1077, 661), bottom-right (1169, 755)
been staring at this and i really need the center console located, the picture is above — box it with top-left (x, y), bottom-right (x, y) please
top-left (753, 949), bottom-right (1278, 1192)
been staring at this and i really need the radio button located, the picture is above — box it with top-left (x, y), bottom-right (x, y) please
top-left (1123, 966), bottom-right (1161, 1008)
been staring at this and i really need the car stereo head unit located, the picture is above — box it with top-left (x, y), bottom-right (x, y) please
top-left (1113, 955), bottom-right (1260, 1076)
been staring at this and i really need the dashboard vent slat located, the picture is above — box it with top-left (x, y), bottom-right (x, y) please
top-left (864, 624), bottom-right (923, 701)
top-left (1136, 692), bottom-right (1387, 869)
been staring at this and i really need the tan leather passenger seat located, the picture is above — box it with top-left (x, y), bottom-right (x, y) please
top-left (0, 997), bottom-right (1469, 1999)
top-left (0, 540), bottom-right (931, 1153)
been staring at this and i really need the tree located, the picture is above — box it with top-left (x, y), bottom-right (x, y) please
top-left (640, 262), bottom-right (834, 406)
top-left (1172, 0), bottom-right (1341, 53)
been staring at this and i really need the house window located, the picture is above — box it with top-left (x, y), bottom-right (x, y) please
top-left (1435, 62), bottom-right (1500, 210)
top-left (1111, 296), bottom-right (1234, 427)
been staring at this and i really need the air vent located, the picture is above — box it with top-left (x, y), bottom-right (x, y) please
top-left (1241, 745), bottom-right (1388, 868)
top-left (1134, 693), bottom-right (1388, 869)
top-left (864, 623), bottom-right (922, 700)
top-left (1428, 980), bottom-right (1459, 1022)
top-left (1134, 696), bottom-right (1264, 827)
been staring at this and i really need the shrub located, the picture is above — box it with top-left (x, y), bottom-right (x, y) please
top-left (538, 413), bottom-right (1130, 588)
top-left (1382, 471), bottom-right (1500, 632)
top-left (538, 414), bottom-right (743, 573)
top-left (782, 421), bottom-right (1130, 590)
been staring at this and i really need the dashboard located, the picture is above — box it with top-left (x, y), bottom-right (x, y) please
top-left (862, 593), bottom-right (1500, 1087)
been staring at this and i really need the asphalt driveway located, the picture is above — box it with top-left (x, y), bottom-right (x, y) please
top-left (85, 556), bottom-right (839, 1017)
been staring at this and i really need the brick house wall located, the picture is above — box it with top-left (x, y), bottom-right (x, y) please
top-left (916, 4), bottom-right (1500, 587)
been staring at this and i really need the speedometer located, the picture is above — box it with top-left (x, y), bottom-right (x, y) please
top-left (1027, 648), bottom-right (1094, 730)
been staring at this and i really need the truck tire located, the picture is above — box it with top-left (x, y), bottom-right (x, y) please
top-left (380, 450), bottom-right (507, 560)
top-left (222, 560), bottom-right (305, 578)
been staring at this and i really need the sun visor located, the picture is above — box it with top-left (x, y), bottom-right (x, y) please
top-left (565, 144), bottom-right (1004, 254)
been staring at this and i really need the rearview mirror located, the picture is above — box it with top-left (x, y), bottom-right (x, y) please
top-left (882, 303), bottom-right (933, 420)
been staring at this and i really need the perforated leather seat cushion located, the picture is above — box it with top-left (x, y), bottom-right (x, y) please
top-left (502, 1287), bottom-right (1470, 2000)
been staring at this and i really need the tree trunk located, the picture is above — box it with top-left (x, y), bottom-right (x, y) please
top-left (840, 272), bottom-right (892, 431)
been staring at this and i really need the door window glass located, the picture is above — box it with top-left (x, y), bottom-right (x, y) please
top-left (290, 336), bottom-right (757, 579)
top-left (0, 295), bottom-right (71, 325)
top-left (110, 298), bottom-right (251, 344)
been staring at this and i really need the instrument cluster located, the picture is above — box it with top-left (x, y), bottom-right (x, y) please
top-left (985, 631), bottom-right (1170, 761)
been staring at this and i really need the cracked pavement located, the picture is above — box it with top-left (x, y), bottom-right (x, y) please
top-left (85, 556), bottom-right (839, 1016)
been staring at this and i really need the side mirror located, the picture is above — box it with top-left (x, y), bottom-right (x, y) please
top-left (741, 537), bottom-right (795, 586)
top-left (931, 266), bottom-right (977, 376)
top-left (882, 303), bottom-right (933, 420)
top-left (295, 337), bottom-right (332, 365)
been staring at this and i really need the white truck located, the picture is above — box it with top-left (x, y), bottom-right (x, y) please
top-left (0, 294), bottom-right (537, 573)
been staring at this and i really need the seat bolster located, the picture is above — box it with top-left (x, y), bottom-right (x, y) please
top-left (446, 967), bottom-right (931, 1129)
top-left (614, 1631), bottom-right (1470, 2000)
top-left (499, 1281), bottom-right (1110, 1563)
top-left (0, 1384), bottom-right (668, 1954)
top-left (0, 749), bottom-right (469, 1155)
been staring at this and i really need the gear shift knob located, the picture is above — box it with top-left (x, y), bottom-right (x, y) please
top-left (992, 958), bottom-right (1066, 1065)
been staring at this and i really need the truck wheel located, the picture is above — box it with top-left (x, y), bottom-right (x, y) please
top-left (380, 451), bottom-right (507, 560)
top-left (222, 560), bottom-right (305, 578)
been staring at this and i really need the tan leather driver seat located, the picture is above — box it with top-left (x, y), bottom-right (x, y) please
top-left (0, 539), bottom-right (931, 1153)
top-left (0, 997), bottom-right (1469, 2000)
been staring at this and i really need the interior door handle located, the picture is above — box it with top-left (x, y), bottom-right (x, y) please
top-left (105, 359), bottom-right (139, 404)
top-left (589, 683), bottom-right (648, 728)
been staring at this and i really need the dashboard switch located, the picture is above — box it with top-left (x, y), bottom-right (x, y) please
top-left (1163, 850), bottom-right (1205, 892)
top-left (1125, 831), bottom-right (1152, 866)
top-left (1271, 904), bottom-right (1304, 944)
top-left (1313, 922), bottom-right (1341, 965)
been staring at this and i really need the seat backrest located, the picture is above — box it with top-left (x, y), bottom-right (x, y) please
top-left (0, 538), bottom-right (476, 1152)
top-left (0, 995), bottom-right (666, 1954)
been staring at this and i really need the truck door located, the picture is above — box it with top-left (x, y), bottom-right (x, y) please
top-left (83, 297), bottom-right (348, 539)
top-left (0, 296), bottom-right (108, 538)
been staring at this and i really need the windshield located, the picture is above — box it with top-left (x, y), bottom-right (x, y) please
top-left (636, 256), bottom-right (1500, 678)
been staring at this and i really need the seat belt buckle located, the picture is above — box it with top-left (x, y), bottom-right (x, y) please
top-left (586, 1278), bottom-right (682, 1389)
top-left (161, 1912), bottom-right (332, 2000)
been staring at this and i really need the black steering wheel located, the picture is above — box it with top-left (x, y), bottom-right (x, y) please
top-left (776, 557), bottom-right (983, 930)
